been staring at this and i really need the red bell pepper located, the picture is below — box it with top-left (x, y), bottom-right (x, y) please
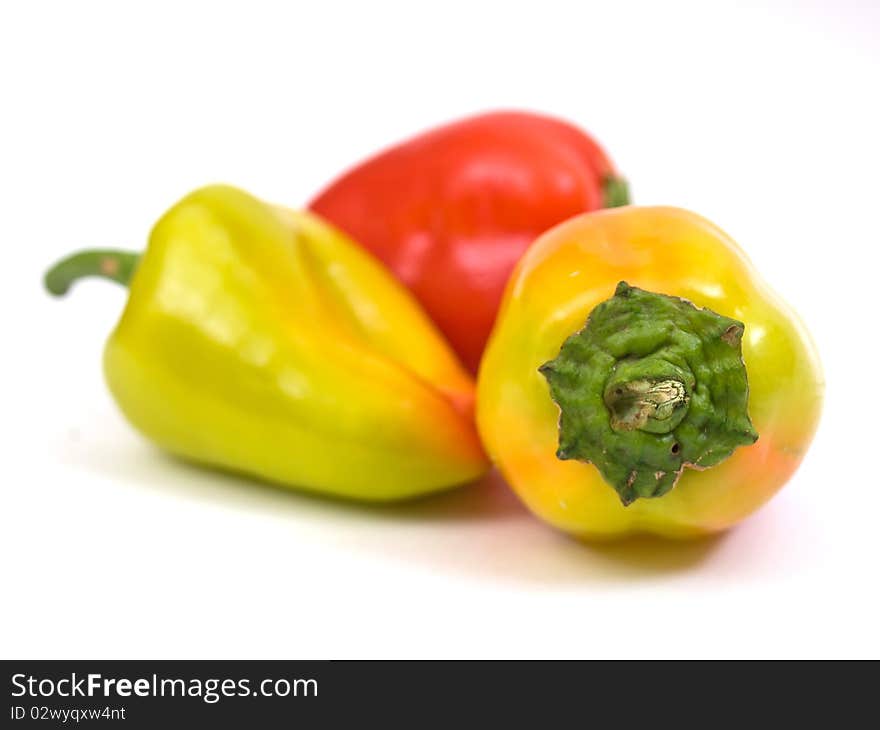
top-left (308, 110), bottom-right (628, 371)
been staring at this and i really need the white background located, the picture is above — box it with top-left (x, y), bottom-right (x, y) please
top-left (1, 0), bottom-right (878, 659)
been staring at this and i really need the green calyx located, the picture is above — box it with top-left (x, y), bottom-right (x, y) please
top-left (540, 282), bottom-right (758, 506)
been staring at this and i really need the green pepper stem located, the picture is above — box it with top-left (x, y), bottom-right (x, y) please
top-left (44, 249), bottom-right (141, 296)
top-left (602, 175), bottom-right (630, 208)
top-left (540, 282), bottom-right (757, 505)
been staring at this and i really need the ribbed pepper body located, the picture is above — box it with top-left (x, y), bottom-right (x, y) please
top-left (477, 206), bottom-right (822, 538)
top-left (103, 185), bottom-right (488, 500)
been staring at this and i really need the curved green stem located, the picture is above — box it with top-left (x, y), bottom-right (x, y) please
top-left (602, 175), bottom-right (630, 208)
top-left (540, 282), bottom-right (757, 505)
top-left (44, 249), bottom-right (141, 296)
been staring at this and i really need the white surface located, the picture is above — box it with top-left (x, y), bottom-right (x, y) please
top-left (1, 0), bottom-right (878, 659)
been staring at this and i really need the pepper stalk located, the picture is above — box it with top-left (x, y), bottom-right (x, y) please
top-left (44, 250), bottom-right (141, 296)
top-left (540, 282), bottom-right (758, 505)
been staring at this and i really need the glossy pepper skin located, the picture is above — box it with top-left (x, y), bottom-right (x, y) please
top-left (477, 207), bottom-right (823, 539)
top-left (46, 185), bottom-right (488, 500)
top-left (309, 110), bottom-right (628, 372)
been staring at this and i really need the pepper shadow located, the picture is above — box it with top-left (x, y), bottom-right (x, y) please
top-left (63, 438), bottom-right (728, 584)
top-left (576, 533), bottom-right (727, 575)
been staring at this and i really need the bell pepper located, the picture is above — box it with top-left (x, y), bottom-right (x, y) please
top-left (477, 206), bottom-right (823, 539)
top-left (309, 110), bottom-right (628, 372)
top-left (45, 185), bottom-right (488, 500)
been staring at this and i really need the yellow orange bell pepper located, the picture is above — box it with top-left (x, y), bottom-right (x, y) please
top-left (477, 206), bottom-right (823, 539)
top-left (45, 185), bottom-right (488, 500)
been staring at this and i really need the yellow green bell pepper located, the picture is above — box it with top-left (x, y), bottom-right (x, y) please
top-left (46, 185), bottom-right (489, 500)
top-left (477, 206), bottom-right (823, 539)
